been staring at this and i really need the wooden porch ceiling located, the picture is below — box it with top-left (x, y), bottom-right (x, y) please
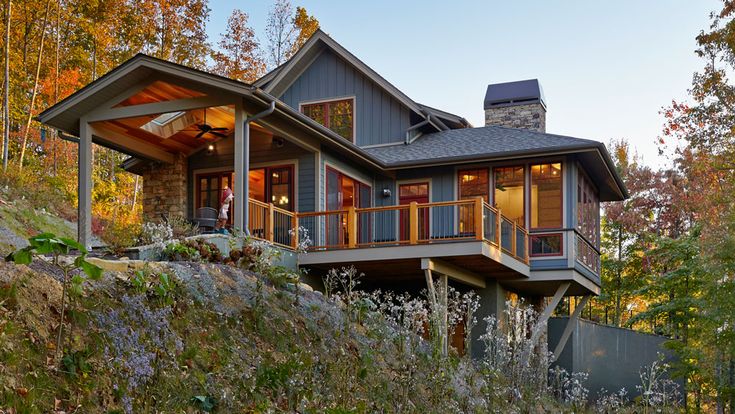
top-left (87, 79), bottom-right (280, 159)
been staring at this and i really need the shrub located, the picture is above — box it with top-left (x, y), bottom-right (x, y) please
top-left (161, 239), bottom-right (223, 263)
top-left (140, 221), bottom-right (174, 247)
top-left (101, 219), bottom-right (141, 255)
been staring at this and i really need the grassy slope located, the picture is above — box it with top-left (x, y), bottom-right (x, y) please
top-left (0, 259), bottom-right (519, 413)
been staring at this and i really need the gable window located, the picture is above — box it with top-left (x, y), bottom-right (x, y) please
top-left (530, 163), bottom-right (562, 229)
top-left (301, 98), bottom-right (354, 141)
top-left (493, 166), bottom-right (525, 225)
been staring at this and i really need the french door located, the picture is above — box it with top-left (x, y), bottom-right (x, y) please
top-left (325, 167), bottom-right (371, 246)
top-left (399, 182), bottom-right (430, 241)
top-left (196, 172), bottom-right (234, 225)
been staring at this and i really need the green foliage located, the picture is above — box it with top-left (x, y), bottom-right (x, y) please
top-left (190, 395), bottom-right (216, 412)
top-left (5, 232), bottom-right (102, 365)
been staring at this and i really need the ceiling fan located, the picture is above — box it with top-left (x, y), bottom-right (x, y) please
top-left (185, 108), bottom-right (229, 139)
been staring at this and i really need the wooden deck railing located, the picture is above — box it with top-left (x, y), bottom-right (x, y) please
top-left (246, 197), bottom-right (529, 264)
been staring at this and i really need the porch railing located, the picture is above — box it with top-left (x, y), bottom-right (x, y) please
top-left (247, 199), bottom-right (298, 249)
top-left (269, 197), bottom-right (528, 264)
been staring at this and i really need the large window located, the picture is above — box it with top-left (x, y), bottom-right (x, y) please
top-left (577, 170), bottom-right (599, 246)
top-left (494, 166), bottom-right (525, 225)
top-left (301, 98), bottom-right (354, 141)
top-left (248, 165), bottom-right (294, 211)
top-left (530, 163), bottom-right (562, 229)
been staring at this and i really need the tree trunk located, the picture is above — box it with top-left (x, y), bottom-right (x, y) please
top-left (2, 0), bottom-right (11, 171)
top-left (615, 225), bottom-right (623, 326)
top-left (52, 0), bottom-right (60, 176)
top-left (18, 0), bottom-right (51, 170)
top-left (131, 175), bottom-right (139, 213)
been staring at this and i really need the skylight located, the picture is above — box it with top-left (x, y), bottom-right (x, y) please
top-left (150, 111), bottom-right (185, 126)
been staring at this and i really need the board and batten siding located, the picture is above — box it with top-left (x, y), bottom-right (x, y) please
top-left (279, 49), bottom-right (412, 147)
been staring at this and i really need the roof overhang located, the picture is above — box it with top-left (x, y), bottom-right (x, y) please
top-left (376, 142), bottom-right (627, 201)
top-left (37, 53), bottom-right (386, 173)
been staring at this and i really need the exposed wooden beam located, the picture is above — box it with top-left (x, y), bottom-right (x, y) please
top-left (86, 95), bottom-right (237, 123)
top-left (551, 295), bottom-right (590, 363)
top-left (421, 258), bottom-right (486, 289)
top-left (90, 124), bottom-right (175, 164)
top-left (90, 75), bottom-right (160, 115)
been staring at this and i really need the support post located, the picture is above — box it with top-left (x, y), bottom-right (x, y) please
top-left (440, 273), bottom-right (448, 356)
top-left (512, 221), bottom-right (517, 256)
top-left (474, 197), bottom-right (484, 240)
top-left (292, 215), bottom-right (299, 249)
top-left (267, 203), bottom-right (275, 242)
top-left (234, 101), bottom-right (245, 232)
top-left (78, 117), bottom-right (92, 250)
top-left (522, 282), bottom-right (570, 365)
top-left (409, 201), bottom-right (418, 244)
top-left (347, 206), bottom-right (357, 248)
top-left (551, 295), bottom-right (590, 363)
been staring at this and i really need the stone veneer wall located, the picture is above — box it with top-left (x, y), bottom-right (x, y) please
top-left (484, 103), bottom-right (546, 133)
top-left (141, 153), bottom-right (187, 222)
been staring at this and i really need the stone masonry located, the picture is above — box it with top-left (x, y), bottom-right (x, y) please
top-left (141, 152), bottom-right (187, 222)
top-left (484, 102), bottom-right (546, 133)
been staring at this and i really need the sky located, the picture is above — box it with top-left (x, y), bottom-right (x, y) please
top-left (208, 0), bottom-right (721, 167)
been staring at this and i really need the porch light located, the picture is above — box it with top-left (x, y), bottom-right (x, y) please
top-left (206, 143), bottom-right (215, 155)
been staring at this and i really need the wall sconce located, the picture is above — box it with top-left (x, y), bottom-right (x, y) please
top-left (382, 188), bottom-right (392, 198)
top-left (206, 143), bottom-right (215, 155)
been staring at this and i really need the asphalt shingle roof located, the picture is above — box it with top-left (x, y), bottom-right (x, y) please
top-left (363, 125), bottom-right (603, 166)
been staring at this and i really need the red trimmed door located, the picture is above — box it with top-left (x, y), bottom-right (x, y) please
top-left (399, 182), bottom-right (429, 241)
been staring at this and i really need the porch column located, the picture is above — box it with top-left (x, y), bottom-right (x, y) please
top-left (78, 117), bottom-right (92, 250)
top-left (233, 101), bottom-right (246, 232)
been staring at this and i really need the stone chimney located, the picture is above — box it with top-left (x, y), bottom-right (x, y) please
top-left (484, 79), bottom-right (546, 132)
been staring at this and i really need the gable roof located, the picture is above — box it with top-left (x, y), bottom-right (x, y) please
top-left (364, 125), bottom-right (627, 201)
top-left (254, 29), bottom-right (462, 133)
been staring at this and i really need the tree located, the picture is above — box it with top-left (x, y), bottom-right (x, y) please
top-left (211, 9), bottom-right (265, 83)
top-left (2, 0), bottom-right (10, 171)
top-left (265, 0), bottom-right (319, 68)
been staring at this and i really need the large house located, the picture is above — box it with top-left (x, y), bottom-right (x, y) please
top-left (37, 30), bottom-right (626, 357)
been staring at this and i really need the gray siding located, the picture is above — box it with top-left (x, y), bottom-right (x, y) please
top-left (279, 49), bottom-right (412, 147)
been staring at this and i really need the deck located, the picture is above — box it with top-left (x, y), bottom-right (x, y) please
top-left (246, 198), bottom-right (530, 280)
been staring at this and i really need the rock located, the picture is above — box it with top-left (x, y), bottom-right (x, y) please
top-left (85, 257), bottom-right (130, 273)
top-left (298, 282), bottom-right (314, 292)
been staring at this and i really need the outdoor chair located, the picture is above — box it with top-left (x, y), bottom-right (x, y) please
top-left (193, 207), bottom-right (218, 233)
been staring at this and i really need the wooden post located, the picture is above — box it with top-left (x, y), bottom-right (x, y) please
top-left (512, 221), bottom-right (517, 256)
top-left (292, 215), bottom-right (299, 249)
top-left (267, 203), bottom-right (274, 242)
top-left (347, 206), bottom-right (357, 248)
top-left (409, 201), bottom-right (418, 245)
top-left (440, 273), bottom-right (448, 357)
top-left (474, 197), bottom-right (484, 241)
top-left (496, 208), bottom-right (502, 247)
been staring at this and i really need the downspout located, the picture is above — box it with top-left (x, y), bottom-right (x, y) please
top-left (242, 100), bottom-right (276, 234)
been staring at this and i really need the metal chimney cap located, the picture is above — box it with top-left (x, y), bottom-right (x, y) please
top-left (484, 79), bottom-right (546, 110)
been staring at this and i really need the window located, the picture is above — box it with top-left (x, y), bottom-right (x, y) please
top-left (530, 163), bottom-right (562, 229)
top-left (248, 165), bottom-right (294, 211)
top-left (301, 98), bottom-right (354, 141)
top-left (530, 234), bottom-right (563, 256)
top-left (577, 170), bottom-right (599, 246)
top-left (458, 169), bottom-right (489, 201)
top-left (494, 166), bottom-right (525, 225)
top-left (458, 169), bottom-right (489, 234)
